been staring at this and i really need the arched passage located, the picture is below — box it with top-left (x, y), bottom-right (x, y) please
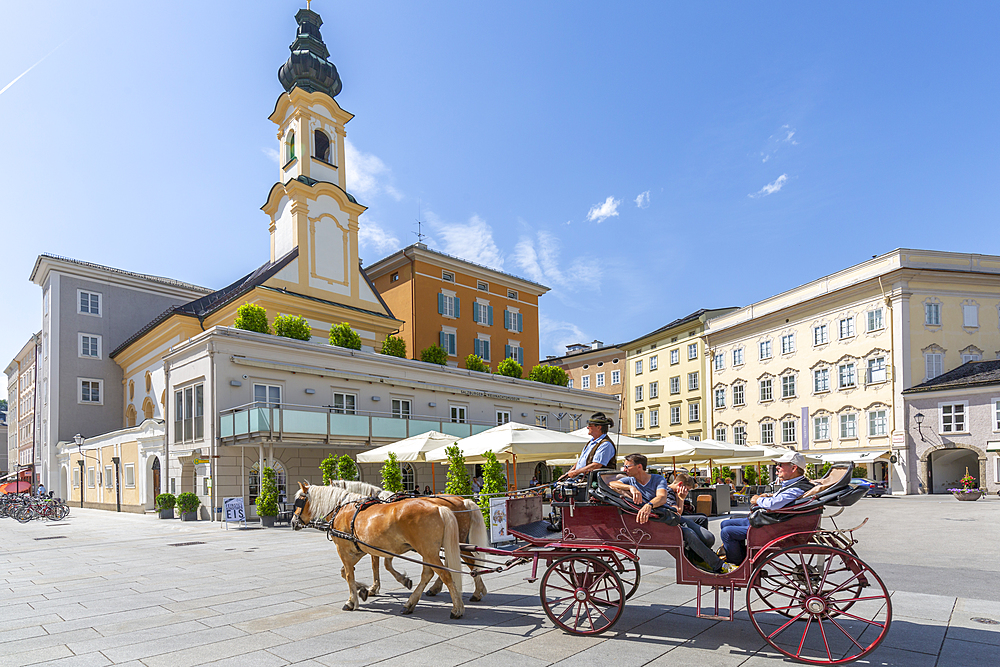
top-left (533, 461), bottom-right (550, 484)
top-left (148, 456), bottom-right (161, 509)
top-left (928, 447), bottom-right (980, 493)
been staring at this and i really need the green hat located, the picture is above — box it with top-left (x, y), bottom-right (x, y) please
top-left (588, 412), bottom-right (614, 428)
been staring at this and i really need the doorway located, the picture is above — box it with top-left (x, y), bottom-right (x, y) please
top-left (928, 448), bottom-right (979, 493)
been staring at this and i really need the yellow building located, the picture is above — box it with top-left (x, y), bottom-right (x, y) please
top-left (705, 249), bottom-right (1000, 494)
top-left (623, 309), bottom-right (737, 439)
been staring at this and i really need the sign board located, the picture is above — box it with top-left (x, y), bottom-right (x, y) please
top-left (891, 431), bottom-right (905, 446)
top-left (193, 457), bottom-right (210, 465)
top-left (987, 441), bottom-right (1000, 452)
top-left (488, 496), bottom-right (515, 544)
top-left (223, 497), bottom-right (246, 527)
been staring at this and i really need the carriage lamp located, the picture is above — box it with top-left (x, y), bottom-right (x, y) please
top-left (914, 412), bottom-right (926, 442)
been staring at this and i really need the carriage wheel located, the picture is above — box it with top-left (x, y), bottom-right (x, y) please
top-left (747, 545), bottom-right (891, 665)
top-left (597, 551), bottom-right (641, 599)
top-left (540, 555), bottom-right (626, 635)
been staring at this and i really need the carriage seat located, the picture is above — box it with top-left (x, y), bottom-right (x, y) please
top-left (753, 463), bottom-right (864, 521)
top-left (589, 470), bottom-right (683, 526)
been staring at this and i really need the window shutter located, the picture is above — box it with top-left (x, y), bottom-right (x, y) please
top-left (440, 332), bottom-right (446, 349)
top-left (474, 339), bottom-right (481, 357)
top-left (473, 302), bottom-right (480, 323)
top-left (504, 309), bottom-right (511, 329)
top-left (505, 344), bottom-right (512, 359)
top-left (517, 313), bottom-right (523, 332)
top-left (483, 340), bottom-right (490, 360)
top-left (487, 305), bottom-right (494, 326)
top-left (454, 297), bottom-right (461, 319)
top-left (518, 347), bottom-right (524, 365)
top-left (963, 305), bottom-right (978, 327)
top-left (438, 293), bottom-right (444, 315)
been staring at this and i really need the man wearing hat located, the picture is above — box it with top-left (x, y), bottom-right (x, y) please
top-left (719, 450), bottom-right (813, 566)
top-left (561, 412), bottom-right (617, 479)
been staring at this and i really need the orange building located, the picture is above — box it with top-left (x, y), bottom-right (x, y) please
top-left (365, 243), bottom-right (549, 370)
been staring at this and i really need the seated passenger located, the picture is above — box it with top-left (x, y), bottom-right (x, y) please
top-left (720, 451), bottom-right (814, 566)
top-left (609, 456), bottom-right (733, 574)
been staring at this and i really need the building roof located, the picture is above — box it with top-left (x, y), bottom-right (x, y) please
top-left (542, 343), bottom-right (625, 365)
top-left (29, 253), bottom-right (211, 294)
top-left (902, 360), bottom-right (1000, 394)
top-left (277, 8), bottom-right (343, 98)
top-left (620, 308), bottom-right (738, 348)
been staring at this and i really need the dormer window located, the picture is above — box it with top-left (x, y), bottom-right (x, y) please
top-left (314, 129), bottom-right (331, 163)
top-left (285, 131), bottom-right (296, 163)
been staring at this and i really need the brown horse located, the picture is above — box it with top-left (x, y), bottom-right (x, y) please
top-left (291, 481), bottom-right (465, 618)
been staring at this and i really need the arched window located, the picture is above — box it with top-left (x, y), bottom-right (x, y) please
top-left (125, 404), bottom-right (137, 428)
top-left (249, 460), bottom-right (288, 506)
top-left (129, 380), bottom-right (134, 401)
top-left (145, 371), bottom-right (153, 393)
top-left (314, 129), bottom-right (331, 162)
top-left (533, 461), bottom-right (550, 484)
top-left (401, 463), bottom-right (415, 492)
top-left (142, 397), bottom-right (155, 420)
top-left (286, 131), bottom-right (296, 162)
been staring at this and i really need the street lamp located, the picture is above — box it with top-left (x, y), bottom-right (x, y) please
top-left (914, 412), bottom-right (926, 442)
top-left (75, 433), bottom-right (102, 509)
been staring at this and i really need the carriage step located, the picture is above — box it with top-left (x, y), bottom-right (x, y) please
top-left (695, 583), bottom-right (735, 621)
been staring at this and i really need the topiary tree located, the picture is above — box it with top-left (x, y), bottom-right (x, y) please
top-left (155, 493), bottom-right (176, 511)
top-left (256, 466), bottom-right (279, 517)
top-left (234, 303), bottom-right (270, 334)
top-left (497, 358), bottom-right (523, 379)
top-left (381, 452), bottom-right (403, 493)
top-left (329, 322), bottom-right (362, 350)
top-left (444, 445), bottom-right (472, 496)
top-left (320, 453), bottom-right (337, 485)
top-left (465, 354), bottom-right (489, 373)
top-left (420, 345), bottom-right (448, 365)
top-left (380, 335), bottom-right (406, 358)
top-left (527, 365), bottom-right (569, 386)
top-left (337, 455), bottom-right (358, 481)
top-left (478, 450), bottom-right (507, 523)
top-left (274, 314), bottom-right (311, 340)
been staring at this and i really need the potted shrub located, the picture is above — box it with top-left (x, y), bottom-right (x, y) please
top-left (949, 468), bottom-right (982, 501)
top-left (177, 492), bottom-right (200, 521)
top-left (256, 466), bottom-right (279, 527)
top-left (155, 493), bottom-right (176, 519)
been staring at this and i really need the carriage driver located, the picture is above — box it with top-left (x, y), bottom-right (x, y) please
top-left (560, 412), bottom-right (617, 479)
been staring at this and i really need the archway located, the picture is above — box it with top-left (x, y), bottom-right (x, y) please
top-left (533, 461), bottom-right (550, 484)
top-left (149, 457), bottom-right (161, 509)
top-left (61, 465), bottom-right (70, 501)
top-left (928, 448), bottom-right (980, 493)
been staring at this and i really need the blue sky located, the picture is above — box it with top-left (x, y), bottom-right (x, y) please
top-left (2, 1), bottom-right (999, 401)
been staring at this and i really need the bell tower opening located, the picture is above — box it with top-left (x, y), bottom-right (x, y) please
top-left (314, 129), bottom-right (331, 163)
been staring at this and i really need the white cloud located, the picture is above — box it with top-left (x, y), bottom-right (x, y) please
top-left (539, 314), bottom-right (590, 357)
top-left (634, 190), bottom-right (650, 209)
top-left (512, 231), bottom-right (601, 292)
top-left (262, 147), bottom-right (280, 165)
top-left (749, 173), bottom-right (789, 199)
top-left (345, 138), bottom-right (404, 202)
top-left (586, 196), bottom-right (621, 223)
top-left (759, 124), bottom-right (799, 162)
top-left (430, 213), bottom-right (505, 270)
top-left (358, 221), bottom-right (400, 255)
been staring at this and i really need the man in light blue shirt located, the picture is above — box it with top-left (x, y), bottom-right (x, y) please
top-left (562, 412), bottom-right (617, 479)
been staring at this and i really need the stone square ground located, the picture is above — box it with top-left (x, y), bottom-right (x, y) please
top-left (2, 494), bottom-right (999, 666)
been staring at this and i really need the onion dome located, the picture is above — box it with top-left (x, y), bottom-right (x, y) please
top-left (278, 8), bottom-right (342, 98)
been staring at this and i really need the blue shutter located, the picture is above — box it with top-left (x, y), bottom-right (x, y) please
top-left (504, 309), bottom-right (511, 329)
top-left (483, 340), bottom-right (490, 361)
top-left (437, 293), bottom-right (444, 315)
top-left (487, 305), bottom-right (494, 326)
top-left (517, 313), bottom-right (523, 332)
top-left (439, 332), bottom-right (446, 349)
top-left (450, 333), bottom-right (457, 355)
top-left (517, 347), bottom-right (524, 365)
top-left (473, 302), bottom-right (480, 323)
top-left (474, 339), bottom-right (481, 357)
top-left (505, 344), bottom-right (512, 360)
top-left (454, 297), bottom-right (461, 319)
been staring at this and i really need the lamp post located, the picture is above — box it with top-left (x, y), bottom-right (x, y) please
top-left (74, 434), bottom-right (85, 508)
top-left (111, 456), bottom-right (121, 513)
top-left (914, 412), bottom-right (926, 442)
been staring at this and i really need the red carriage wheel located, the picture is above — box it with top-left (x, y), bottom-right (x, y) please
top-left (592, 550), bottom-right (640, 600)
top-left (540, 555), bottom-right (626, 635)
top-left (747, 545), bottom-right (891, 665)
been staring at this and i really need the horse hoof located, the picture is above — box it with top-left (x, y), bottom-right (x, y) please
top-left (450, 612), bottom-right (464, 619)
top-left (401, 607), bottom-right (413, 615)
top-left (359, 589), bottom-right (369, 602)
top-left (404, 578), bottom-right (413, 590)
top-left (425, 590), bottom-right (438, 597)
top-left (470, 595), bottom-right (482, 602)
top-left (342, 604), bottom-right (354, 611)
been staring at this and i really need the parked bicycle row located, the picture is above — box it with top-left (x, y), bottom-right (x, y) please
top-left (0, 493), bottom-right (70, 523)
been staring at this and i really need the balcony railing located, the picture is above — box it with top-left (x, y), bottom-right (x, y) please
top-left (219, 402), bottom-right (531, 445)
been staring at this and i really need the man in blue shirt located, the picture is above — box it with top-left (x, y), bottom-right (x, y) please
top-left (562, 412), bottom-right (617, 479)
top-left (720, 451), bottom-right (813, 566)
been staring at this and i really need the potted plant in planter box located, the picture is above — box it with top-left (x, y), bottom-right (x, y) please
top-left (256, 465), bottom-right (279, 528)
top-left (949, 468), bottom-right (982, 501)
top-left (155, 493), bottom-right (176, 519)
top-left (177, 492), bottom-right (201, 520)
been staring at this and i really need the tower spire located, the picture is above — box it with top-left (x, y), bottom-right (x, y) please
top-left (278, 6), bottom-right (342, 98)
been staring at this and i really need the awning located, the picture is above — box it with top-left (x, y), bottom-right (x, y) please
top-left (0, 481), bottom-right (32, 494)
top-left (816, 449), bottom-right (890, 464)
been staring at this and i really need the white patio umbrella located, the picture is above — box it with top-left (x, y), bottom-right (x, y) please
top-left (547, 430), bottom-right (664, 468)
top-left (356, 430), bottom-right (459, 491)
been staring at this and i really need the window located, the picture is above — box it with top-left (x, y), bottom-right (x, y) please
top-left (814, 416), bottom-right (830, 441)
top-left (596, 372), bottom-right (605, 387)
top-left (925, 302), bottom-right (941, 326)
top-left (670, 376), bottom-right (680, 394)
top-left (253, 383), bottom-right (281, 407)
top-left (635, 412), bottom-right (645, 429)
top-left (442, 271), bottom-right (455, 283)
top-left (713, 354), bottom-right (724, 371)
top-left (450, 405), bottom-right (468, 424)
top-left (203, 477), bottom-right (211, 495)
top-left (473, 337), bottom-right (491, 361)
top-left (611, 370), bottom-right (621, 385)
top-left (670, 406), bottom-right (681, 425)
top-left (567, 379), bottom-right (574, 388)
top-left (839, 317), bottom-right (855, 339)
top-left (760, 378), bottom-right (773, 402)
top-left (650, 409), bottom-right (659, 427)
top-left (535, 414), bottom-right (547, 427)
top-left (78, 290), bottom-right (101, 316)
top-left (439, 331), bottom-right (457, 356)
top-left (391, 399), bottom-right (411, 419)
top-left (285, 131), bottom-right (296, 161)
top-left (72, 467), bottom-right (80, 489)
top-left (438, 293), bottom-right (459, 318)
top-left (102, 466), bottom-right (112, 489)
top-left (940, 403), bottom-right (967, 433)
top-left (581, 375), bottom-right (590, 389)
top-left (170, 478), bottom-right (176, 494)
top-left (761, 422), bottom-right (774, 445)
top-left (635, 385), bottom-right (643, 401)
top-left (688, 343), bottom-right (698, 360)
top-left (497, 410), bottom-right (510, 425)
top-left (715, 426), bottom-right (727, 441)
top-left (80, 379), bottom-right (102, 404)
top-left (649, 355), bottom-right (658, 370)
top-left (838, 363), bottom-right (856, 389)
top-left (175, 384), bottom-right (205, 443)
top-left (688, 402), bottom-right (700, 422)
top-left (503, 309), bottom-right (523, 332)
top-left (867, 308), bottom-right (884, 332)
top-left (87, 467), bottom-right (96, 488)
top-left (963, 304), bottom-right (979, 328)
top-left (649, 381), bottom-right (658, 398)
top-left (840, 413), bottom-right (857, 439)
top-left (714, 388), bottom-right (726, 408)
top-left (401, 463), bottom-right (415, 492)
top-left (733, 348), bottom-right (744, 366)
top-left (994, 399), bottom-right (1000, 430)
top-left (391, 272), bottom-right (399, 282)
top-left (759, 340), bottom-right (772, 360)
top-left (688, 372), bottom-right (699, 391)
top-left (867, 357), bottom-right (887, 383)
top-left (733, 384), bottom-right (745, 406)
top-left (869, 409), bottom-right (888, 436)
top-left (477, 280), bottom-right (489, 292)
top-left (79, 334), bottom-right (101, 359)
top-left (314, 129), bottom-right (331, 162)
top-left (780, 333), bottom-right (795, 355)
top-left (925, 353), bottom-right (943, 380)
top-left (333, 392), bottom-right (357, 414)
top-left (814, 368), bottom-right (830, 393)
top-left (781, 374), bottom-right (796, 399)
top-left (961, 352), bottom-right (982, 363)
top-left (813, 324), bottom-right (829, 346)
top-left (782, 419), bottom-right (797, 444)
top-left (635, 360), bottom-right (643, 375)
top-left (472, 302), bottom-right (493, 325)
top-left (507, 289), bottom-right (518, 300)
top-left (734, 425), bottom-right (746, 445)
top-left (670, 349), bottom-right (680, 365)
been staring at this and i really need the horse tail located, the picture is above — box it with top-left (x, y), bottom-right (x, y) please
top-left (463, 499), bottom-right (490, 548)
top-left (438, 505), bottom-right (463, 596)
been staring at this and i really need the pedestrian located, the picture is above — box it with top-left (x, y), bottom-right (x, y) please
top-left (424, 485), bottom-right (431, 495)
top-left (37, 482), bottom-right (47, 498)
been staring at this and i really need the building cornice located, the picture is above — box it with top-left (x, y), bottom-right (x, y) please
top-left (29, 255), bottom-right (211, 300)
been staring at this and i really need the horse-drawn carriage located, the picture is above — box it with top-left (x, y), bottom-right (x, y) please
top-left (294, 463), bottom-right (890, 666)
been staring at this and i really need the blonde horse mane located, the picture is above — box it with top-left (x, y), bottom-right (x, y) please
top-left (297, 479), bottom-right (393, 518)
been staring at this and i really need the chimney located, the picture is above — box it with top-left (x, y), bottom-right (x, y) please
top-left (592, 340), bottom-right (603, 349)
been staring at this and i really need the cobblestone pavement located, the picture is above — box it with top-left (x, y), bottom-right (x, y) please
top-left (2, 496), bottom-right (999, 666)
